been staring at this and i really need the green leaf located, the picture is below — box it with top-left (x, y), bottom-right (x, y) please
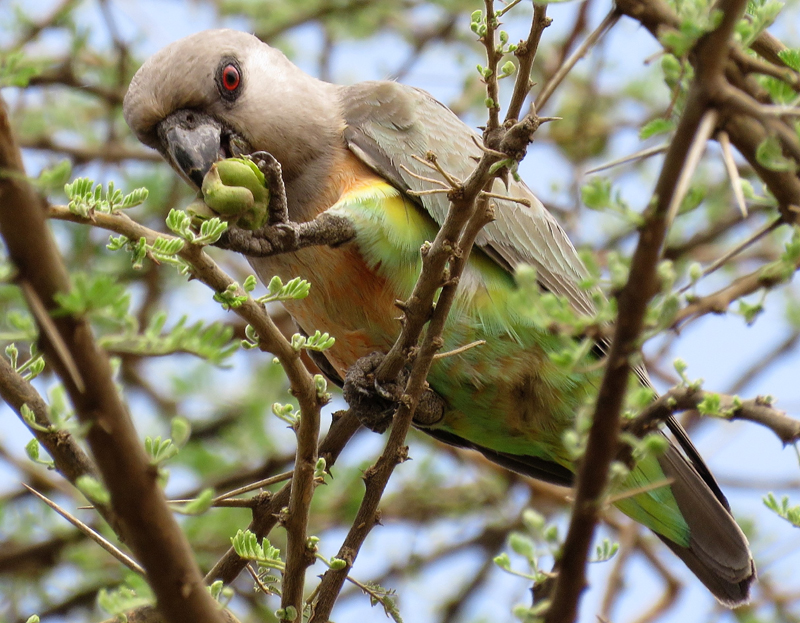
top-left (756, 136), bottom-right (797, 172)
top-left (170, 417), bottom-right (191, 448)
top-left (777, 48), bottom-right (800, 71)
top-left (591, 538), bottom-right (619, 563)
top-left (97, 574), bottom-right (154, 619)
top-left (76, 475), bottom-right (110, 505)
top-left (639, 118), bottom-right (674, 140)
top-left (174, 488), bottom-right (214, 515)
top-left (0, 51), bottom-right (42, 87)
top-left (144, 435), bottom-right (179, 464)
top-left (697, 393), bottom-right (722, 416)
top-left (764, 492), bottom-right (800, 527)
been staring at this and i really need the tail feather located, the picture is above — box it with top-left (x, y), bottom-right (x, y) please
top-left (656, 443), bottom-right (755, 606)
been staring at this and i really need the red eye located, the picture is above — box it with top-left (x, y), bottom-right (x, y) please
top-left (222, 64), bottom-right (240, 91)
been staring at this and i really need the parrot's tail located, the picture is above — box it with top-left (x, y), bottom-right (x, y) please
top-left (423, 426), bottom-right (755, 605)
top-left (652, 443), bottom-right (755, 606)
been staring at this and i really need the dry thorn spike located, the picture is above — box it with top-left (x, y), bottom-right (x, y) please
top-left (666, 109), bottom-right (719, 227)
top-left (604, 478), bottom-right (675, 506)
top-left (471, 134), bottom-right (507, 158)
top-left (19, 280), bottom-right (85, 394)
top-left (585, 144), bottom-right (669, 175)
top-left (410, 153), bottom-right (440, 172)
top-left (211, 470), bottom-right (294, 503)
top-left (480, 190), bottom-right (531, 207)
top-left (432, 339), bottom-right (486, 360)
top-left (759, 104), bottom-right (800, 116)
top-left (407, 188), bottom-right (452, 197)
top-left (415, 152), bottom-right (462, 188)
top-left (23, 484), bottom-right (145, 574)
top-left (535, 9), bottom-right (621, 112)
top-left (717, 130), bottom-right (748, 218)
top-left (247, 564), bottom-right (278, 596)
top-left (398, 164), bottom-right (451, 188)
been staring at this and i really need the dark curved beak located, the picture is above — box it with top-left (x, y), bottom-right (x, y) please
top-left (157, 110), bottom-right (223, 189)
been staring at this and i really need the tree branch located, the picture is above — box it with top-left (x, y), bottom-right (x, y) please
top-left (0, 97), bottom-right (225, 623)
top-left (543, 2), bottom-right (749, 621)
top-left (625, 386), bottom-right (800, 445)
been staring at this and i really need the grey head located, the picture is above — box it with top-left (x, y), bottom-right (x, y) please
top-left (123, 29), bottom-right (343, 190)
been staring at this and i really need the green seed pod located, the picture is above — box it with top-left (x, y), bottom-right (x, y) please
top-left (200, 158), bottom-right (270, 229)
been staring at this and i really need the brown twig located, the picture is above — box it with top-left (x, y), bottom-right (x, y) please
top-left (625, 385), bottom-right (800, 445)
top-left (205, 410), bottom-right (361, 584)
top-left (0, 355), bottom-right (122, 532)
top-left (535, 9), bottom-right (620, 113)
top-left (674, 245), bottom-right (800, 327)
top-left (47, 169), bottom-right (328, 623)
top-left (308, 5), bottom-right (552, 619)
top-left (505, 4), bottom-right (550, 123)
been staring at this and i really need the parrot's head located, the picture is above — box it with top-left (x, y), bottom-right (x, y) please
top-left (123, 29), bottom-right (342, 189)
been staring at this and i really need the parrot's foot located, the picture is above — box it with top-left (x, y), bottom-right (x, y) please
top-left (343, 351), bottom-right (446, 433)
top-left (249, 151), bottom-right (289, 225)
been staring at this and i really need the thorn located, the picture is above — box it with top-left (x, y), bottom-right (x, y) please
top-left (23, 484), bottom-right (144, 574)
top-left (666, 110), bottom-right (718, 227)
top-left (717, 131), bottom-right (748, 218)
top-left (19, 280), bottom-right (85, 394)
top-left (584, 143), bottom-right (669, 175)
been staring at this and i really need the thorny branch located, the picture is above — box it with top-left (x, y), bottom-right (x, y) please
top-left (0, 354), bottom-right (121, 533)
top-left (544, 2), bottom-right (750, 622)
top-left (308, 4), bottom-right (551, 621)
top-left (46, 203), bottom-right (327, 621)
top-left (0, 97), bottom-right (226, 623)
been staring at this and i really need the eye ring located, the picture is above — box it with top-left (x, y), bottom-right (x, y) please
top-left (216, 58), bottom-right (243, 102)
top-left (222, 64), bottom-right (240, 91)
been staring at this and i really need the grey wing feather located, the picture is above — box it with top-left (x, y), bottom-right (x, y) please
top-left (340, 81), bottom-right (595, 317)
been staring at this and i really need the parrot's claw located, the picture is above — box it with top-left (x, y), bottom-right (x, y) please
top-left (343, 352), bottom-right (446, 433)
top-left (249, 150), bottom-right (280, 173)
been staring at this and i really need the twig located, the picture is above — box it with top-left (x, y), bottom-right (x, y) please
top-left (536, 9), bottom-right (620, 112)
top-left (0, 355), bottom-right (121, 532)
top-left (308, 6), bottom-right (555, 617)
top-left (676, 216), bottom-right (783, 294)
top-left (482, 0), bottom-right (502, 133)
top-left (23, 484), bottom-right (144, 575)
top-left (504, 3), bottom-right (550, 123)
top-left (625, 385), bottom-right (800, 445)
top-left (205, 411), bottom-right (361, 585)
top-left (675, 241), bottom-right (800, 326)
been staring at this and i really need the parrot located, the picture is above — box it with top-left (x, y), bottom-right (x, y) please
top-left (123, 29), bottom-right (755, 605)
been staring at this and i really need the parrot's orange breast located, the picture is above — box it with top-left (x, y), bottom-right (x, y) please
top-left (250, 152), bottom-right (407, 377)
